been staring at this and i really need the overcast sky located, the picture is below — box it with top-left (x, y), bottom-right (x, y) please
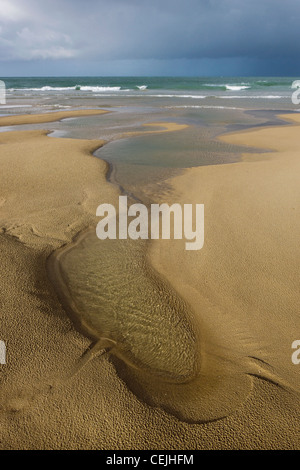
top-left (0, 0), bottom-right (300, 76)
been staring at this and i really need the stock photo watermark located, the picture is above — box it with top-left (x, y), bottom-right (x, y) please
top-left (0, 80), bottom-right (6, 104)
top-left (291, 80), bottom-right (300, 105)
top-left (292, 340), bottom-right (300, 365)
top-left (1, 82), bottom-right (7, 365)
top-left (96, 196), bottom-right (204, 251)
top-left (290, 81), bottom-right (300, 365)
top-left (0, 340), bottom-right (6, 365)
top-left (106, 453), bottom-right (193, 467)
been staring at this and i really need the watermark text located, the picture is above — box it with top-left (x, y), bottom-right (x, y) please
top-left (291, 80), bottom-right (300, 105)
top-left (292, 340), bottom-right (300, 365)
top-left (96, 196), bottom-right (204, 251)
top-left (0, 80), bottom-right (6, 104)
top-left (0, 340), bottom-right (6, 364)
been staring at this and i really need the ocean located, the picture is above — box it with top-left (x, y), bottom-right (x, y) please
top-left (2, 76), bottom-right (297, 98)
top-left (1, 76), bottom-right (298, 198)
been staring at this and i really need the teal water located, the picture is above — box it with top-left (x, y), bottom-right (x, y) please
top-left (2, 76), bottom-right (297, 94)
top-left (1, 76), bottom-right (297, 118)
top-left (1, 76), bottom-right (294, 199)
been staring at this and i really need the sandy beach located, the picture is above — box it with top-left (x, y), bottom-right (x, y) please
top-left (0, 110), bottom-right (299, 449)
top-left (0, 109), bottom-right (109, 127)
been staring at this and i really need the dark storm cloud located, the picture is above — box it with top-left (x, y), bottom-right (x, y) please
top-left (0, 0), bottom-right (299, 71)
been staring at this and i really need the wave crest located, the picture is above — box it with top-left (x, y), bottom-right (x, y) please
top-left (226, 85), bottom-right (251, 91)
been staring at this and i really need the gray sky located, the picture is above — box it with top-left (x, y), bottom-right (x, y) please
top-left (0, 0), bottom-right (299, 76)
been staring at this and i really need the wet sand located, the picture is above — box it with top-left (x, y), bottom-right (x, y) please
top-left (149, 113), bottom-right (300, 447)
top-left (0, 109), bottom-right (109, 127)
top-left (0, 111), bottom-right (299, 449)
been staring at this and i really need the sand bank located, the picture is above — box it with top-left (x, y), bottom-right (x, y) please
top-left (149, 113), bottom-right (300, 448)
top-left (0, 109), bottom-right (108, 127)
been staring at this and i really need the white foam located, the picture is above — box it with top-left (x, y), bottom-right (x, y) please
top-left (204, 84), bottom-right (226, 87)
top-left (166, 105), bottom-right (243, 110)
top-left (145, 94), bottom-right (207, 99)
top-left (92, 93), bottom-right (207, 99)
top-left (79, 86), bottom-right (122, 92)
top-left (203, 83), bottom-right (251, 91)
top-left (219, 95), bottom-right (283, 99)
top-left (0, 104), bottom-right (32, 108)
top-left (11, 86), bottom-right (75, 91)
top-left (225, 85), bottom-right (251, 91)
top-left (40, 104), bottom-right (72, 108)
top-left (136, 85), bottom-right (148, 90)
top-left (10, 85), bottom-right (124, 92)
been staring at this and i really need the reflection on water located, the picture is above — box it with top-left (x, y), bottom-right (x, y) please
top-left (95, 123), bottom-right (256, 197)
